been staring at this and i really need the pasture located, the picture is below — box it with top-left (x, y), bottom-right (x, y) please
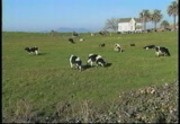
top-left (2, 31), bottom-right (178, 118)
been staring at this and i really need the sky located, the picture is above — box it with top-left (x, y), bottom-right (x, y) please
top-left (2, 0), bottom-right (176, 32)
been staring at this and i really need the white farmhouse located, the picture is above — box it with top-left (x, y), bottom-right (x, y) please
top-left (118, 18), bottom-right (142, 33)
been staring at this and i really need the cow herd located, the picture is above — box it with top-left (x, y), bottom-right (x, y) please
top-left (24, 33), bottom-right (171, 71)
top-left (69, 53), bottom-right (109, 71)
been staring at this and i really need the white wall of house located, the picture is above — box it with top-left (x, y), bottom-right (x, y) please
top-left (130, 18), bottom-right (136, 31)
top-left (118, 18), bottom-right (142, 32)
top-left (118, 22), bottom-right (130, 32)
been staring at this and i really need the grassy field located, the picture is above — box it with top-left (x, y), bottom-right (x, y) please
top-left (2, 31), bottom-right (178, 118)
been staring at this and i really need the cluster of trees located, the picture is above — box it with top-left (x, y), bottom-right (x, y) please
top-left (104, 0), bottom-right (178, 32)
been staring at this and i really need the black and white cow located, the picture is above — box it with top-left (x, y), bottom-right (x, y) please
top-left (143, 45), bottom-right (155, 50)
top-left (96, 55), bottom-right (107, 67)
top-left (25, 46), bottom-right (39, 55)
top-left (72, 31), bottom-right (79, 37)
top-left (90, 33), bottom-right (94, 36)
top-left (79, 38), bottom-right (85, 42)
top-left (68, 38), bottom-right (75, 44)
top-left (87, 54), bottom-right (99, 66)
top-left (114, 43), bottom-right (124, 52)
top-left (99, 31), bottom-right (109, 36)
top-left (87, 53), bottom-right (107, 67)
top-left (69, 55), bottom-right (82, 71)
top-left (154, 46), bottom-right (170, 57)
top-left (130, 43), bottom-right (135, 46)
top-left (99, 43), bottom-right (105, 47)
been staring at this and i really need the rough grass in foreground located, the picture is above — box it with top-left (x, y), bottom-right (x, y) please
top-left (3, 81), bottom-right (178, 123)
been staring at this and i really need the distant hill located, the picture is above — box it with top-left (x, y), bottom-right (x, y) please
top-left (56, 27), bottom-right (90, 33)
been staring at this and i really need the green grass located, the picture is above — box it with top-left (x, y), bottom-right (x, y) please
top-left (2, 31), bottom-right (178, 116)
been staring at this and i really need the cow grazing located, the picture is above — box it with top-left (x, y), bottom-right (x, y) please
top-left (72, 31), bottom-right (79, 37)
top-left (87, 54), bottom-right (99, 66)
top-left (154, 46), bottom-right (170, 57)
top-left (143, 45), bottom-right (155, 50)
top-left (130, 43), bottom-right (135, 46)
top-left (114, 43), bottom-right (124, 52)
top-left (87, 53), bottom-right (107, 67)
top-left (25, 46), bottom-right (39, 55)
top-left (99, 31), bottom-right (105, 35)
top-left (99, 43), bottom-right (105, 47)
top-left (90, 33), bottom-right (94, 36)
top-left (79, 38), bottom-right (84, 42)
top-left (99, 31), bottom-right (109, 36)
top-left (96, 55), bottom-right (107, 67)
top-left (69, 55), bottom-right (82, 71)
top-left (68, 38), bottom-right (75, 44)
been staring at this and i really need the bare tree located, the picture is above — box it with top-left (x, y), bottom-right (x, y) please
top-left (104, 18), bottom-right (119, 32)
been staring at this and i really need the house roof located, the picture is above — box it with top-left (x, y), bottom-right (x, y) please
top-left (118, 18), bottom-right (142, 23)
top-left (118, 18), bottom-right (131, 23)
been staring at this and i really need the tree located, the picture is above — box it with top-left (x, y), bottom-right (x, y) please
top-left (139, 9), bottom-right (151, 31)
top-left (151, 9), bottom-right (163, 30)
top-left (160, 20), bottom-right (170, 29)
top-left (167, 0), bottom-right (178, 30)
top-left (104, 18), bottom-right (119, 32)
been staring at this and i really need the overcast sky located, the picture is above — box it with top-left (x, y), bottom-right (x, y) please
top-left (3, 0), bottom-right (175, 32)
